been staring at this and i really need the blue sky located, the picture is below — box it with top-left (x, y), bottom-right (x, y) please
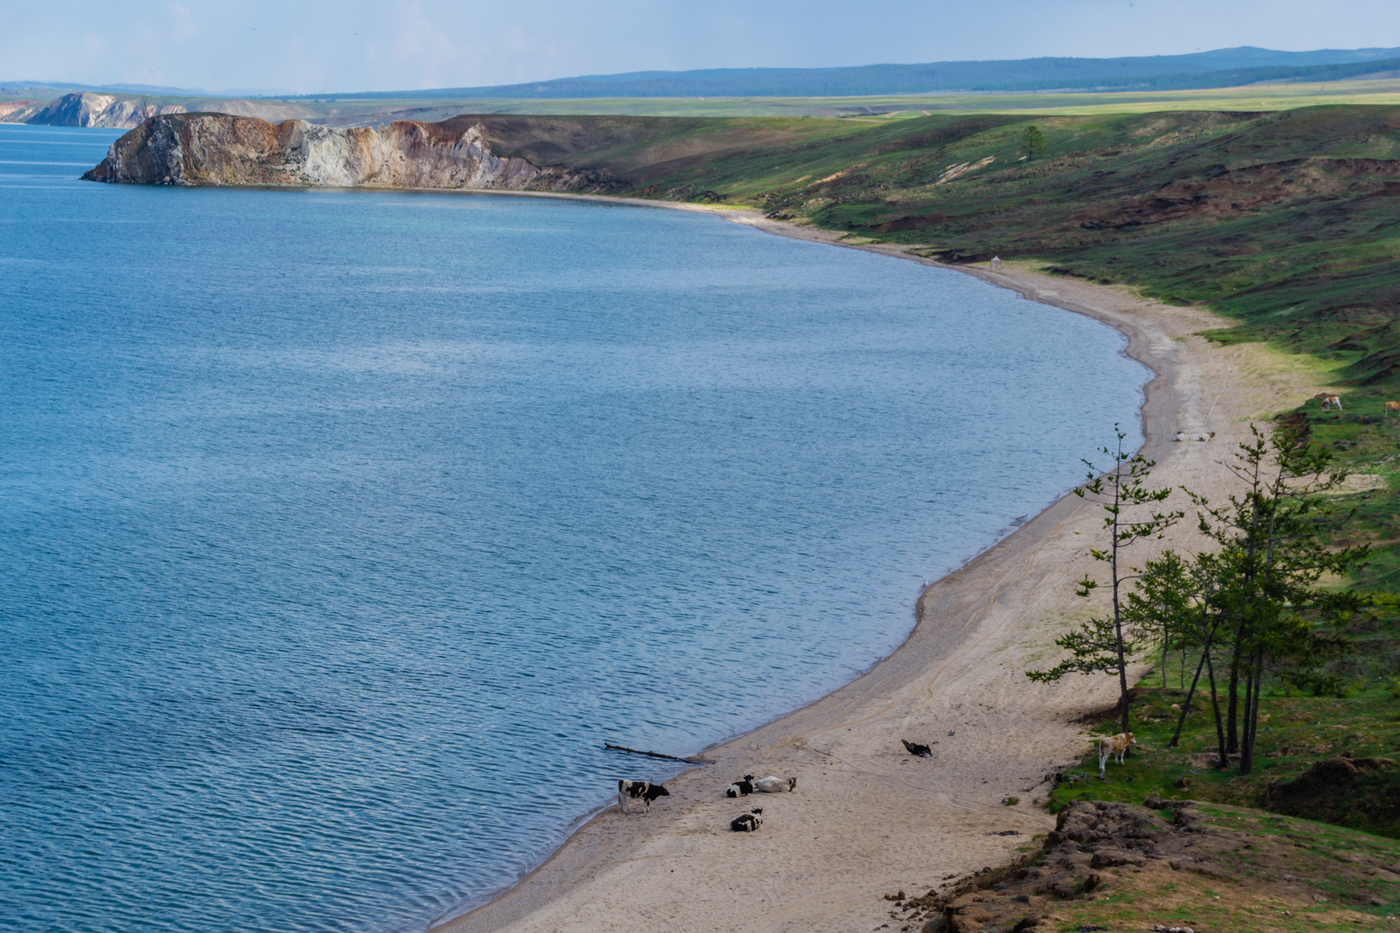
top-left (4, 0), bottom-right (1399, 94)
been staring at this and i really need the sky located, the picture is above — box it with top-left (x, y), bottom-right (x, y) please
top-left (3, 0), bottom-right (1399, 95)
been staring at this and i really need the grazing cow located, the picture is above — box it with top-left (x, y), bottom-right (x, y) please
top-left (901, 739), bottom-right (933, 758)
top-left (618, 779), bottom-right (670, 813)
top-left (1319, 395), bottom-right (1342, 412)
top-left (1093, 732), bottom-right (1136, 778)
top-left (725, 775), bottom-right (756, 798)
top-left (1385, 401), bottom-right (1400, 417)
top-left (1195, 431), bottom-right (1216, 442)
top-left (753, 775), bottom-right (798, 793)
top-left (730, 807), bottom-right (763, 832)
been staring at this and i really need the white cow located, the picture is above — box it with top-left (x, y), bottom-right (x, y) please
top-left (753, 775), bottom-right (797, 793)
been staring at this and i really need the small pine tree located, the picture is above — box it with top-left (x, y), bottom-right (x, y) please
top-left (1019, 125), bottom-right (1048, 160)
top-left (1027, 426), bottom-right (1182, 734)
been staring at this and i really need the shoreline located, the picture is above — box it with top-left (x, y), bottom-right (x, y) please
top-left (413, 194), bottom-right (1323, 932)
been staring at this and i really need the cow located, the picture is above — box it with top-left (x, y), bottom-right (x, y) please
top-left (1318, 395), bottom-right (1342, 412)
top-left (753, 775), bottom-right (798, 793)
top-left (1385, 401), bottom-right (1400, 417)
top-left (730, 807), bottom-right (763, 832)
top-left (901, 739), bottom-right (933, 758)
top-left (1093, 732), bottom-right (1136, 778)
top-left (1195, 431), bottom-right (1216, 442)
top-left (618, 779), bottom-right (670, 813)
top-left (1173, 432), bottom-right (1187, 443)
top-left (725, 775), bottom-right (756, 797)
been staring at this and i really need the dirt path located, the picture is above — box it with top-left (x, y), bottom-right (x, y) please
top-left (445, 210), bottom-right (1328, 933)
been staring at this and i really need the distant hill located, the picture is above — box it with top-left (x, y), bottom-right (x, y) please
top-left (0, 81), bottom-right (279, 97)
top-left (305, 46), bottom-right (1400, 100)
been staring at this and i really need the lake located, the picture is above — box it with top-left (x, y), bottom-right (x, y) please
top-left (0, 124), bottom-right (1147, 933)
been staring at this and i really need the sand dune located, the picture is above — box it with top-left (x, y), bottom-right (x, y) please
top-left (447, 210), bottom-right (1327, 933)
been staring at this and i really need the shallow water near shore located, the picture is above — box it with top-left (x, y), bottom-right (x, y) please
top-left (0, 124), bottom-right (1146, 933)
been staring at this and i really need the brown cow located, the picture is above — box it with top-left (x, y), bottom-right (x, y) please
top-left (1385, 401), bottom-right (1400, 417)
top-left (1093, 732), bottom-right (1136, 778)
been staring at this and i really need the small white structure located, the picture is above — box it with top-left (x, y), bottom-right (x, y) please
top-left (990, 255), bottom-right (1003, 269)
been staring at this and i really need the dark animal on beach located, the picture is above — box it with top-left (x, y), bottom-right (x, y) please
top-left (753, 775), bottom-right (797, 793)
top-left (725, 775), bottom-right (756, 797)
top-left (902, 739), bottom-right (933, 758)
top-left (730, 807), bottom-right (763, 832)
top-left (618, 779), bottom-right (670, 813)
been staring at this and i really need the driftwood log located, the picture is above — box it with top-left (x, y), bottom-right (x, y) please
top-left (604, 742), bottom-right (713, 764)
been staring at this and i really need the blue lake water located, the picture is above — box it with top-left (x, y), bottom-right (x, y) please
top-left (0, 124), bottom-right (1147, 933)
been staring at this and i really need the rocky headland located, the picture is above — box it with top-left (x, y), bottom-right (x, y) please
top-left (79, 111), bottom-right (830, 193)
top-left (81, 113), bottom-right (599, 189)
top-left (3, 92), bottom-right (321, 129)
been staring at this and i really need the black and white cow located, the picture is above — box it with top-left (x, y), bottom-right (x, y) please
top-left (618, 779), bottom-right (670, 813)
top-left (725, 775), bottom-right (756, 797)
top-left (901, 739), bottom-right (933, 758)
top-left (730, 807), bottom-right (763, 832)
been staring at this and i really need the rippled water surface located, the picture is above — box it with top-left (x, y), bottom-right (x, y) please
top-left (0, 125), bottom-right (1147, 932)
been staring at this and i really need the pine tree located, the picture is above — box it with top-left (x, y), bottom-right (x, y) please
top-left (1019, 125), bottom-right (1048, 160)
top-left (1186, 422), bottom-right (1366, 774)
top-left (1027, 426), bottom-right (1181, 733)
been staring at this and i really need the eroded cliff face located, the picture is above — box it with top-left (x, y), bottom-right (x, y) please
top-left (13, 92), bottom-right (189, 128)
top-left (3, 92), bottom-right (321, 128)
top-left (82, 113), bottom-right (599, 191)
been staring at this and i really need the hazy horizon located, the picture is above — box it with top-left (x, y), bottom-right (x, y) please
top-left (4, 0), bottom-right (1399, 97)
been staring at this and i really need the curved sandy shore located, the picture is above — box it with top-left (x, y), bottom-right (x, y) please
top-left (444, 206), bottom-right (1327, 933)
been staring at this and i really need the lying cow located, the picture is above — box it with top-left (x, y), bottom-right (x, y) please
top-left (730, 807), bottom-right (763, 832)
top-left (1093, 732), bottom-right (1136, 778)
top-left (753, 775), bottom-right (797, 793)
top-left (725, 775), bottom-right (756, 797)
top-left (618, 779), bottom-right (670, 813)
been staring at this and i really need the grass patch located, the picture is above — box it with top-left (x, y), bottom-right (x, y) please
top-left (888, 800), bottom-right (1400, 933)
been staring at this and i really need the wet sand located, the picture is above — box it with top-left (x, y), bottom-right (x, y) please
top-left (443, 206), bottom-right (1329, 933)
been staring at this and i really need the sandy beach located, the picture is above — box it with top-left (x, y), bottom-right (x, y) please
top-left (445, 206), bottom-right (1329, 933)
